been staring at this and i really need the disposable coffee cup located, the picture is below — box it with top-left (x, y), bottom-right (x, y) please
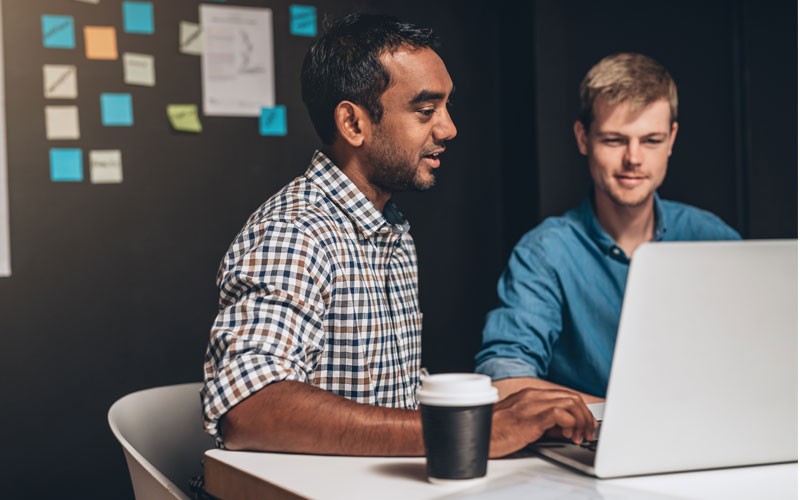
top-left (417, 373), bottom-right (499, 483)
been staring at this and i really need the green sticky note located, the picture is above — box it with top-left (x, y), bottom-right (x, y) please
top-left (167, 104), bottom-right (202, 133)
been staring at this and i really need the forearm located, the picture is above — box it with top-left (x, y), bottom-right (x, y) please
top-left (493, 377), bottom-right (604, 404)
top-left (220, 380), bottom-right (424, 456)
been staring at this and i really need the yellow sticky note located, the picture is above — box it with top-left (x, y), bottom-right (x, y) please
top-left (167, 104), bottom-right (202, 133)
top-left (84, 26), bottom-right (118, 60)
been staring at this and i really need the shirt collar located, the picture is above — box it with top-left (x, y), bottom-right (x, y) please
top-left (578, 191), bottom-right (667, 256)
top-left (652, 193), bottom-right (667, 240)
top-left (304, 150), bottom-right (410, 239)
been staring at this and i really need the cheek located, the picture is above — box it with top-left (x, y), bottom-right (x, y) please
top-left (646, 150), bottom-right (671, 172)
top-left (586, 159), bottom-right (608, 186)
top-left (588, 149), bottom-right (617, 174)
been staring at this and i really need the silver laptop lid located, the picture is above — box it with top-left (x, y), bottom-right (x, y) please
top-left (595, 240), bottom-right (798, 478)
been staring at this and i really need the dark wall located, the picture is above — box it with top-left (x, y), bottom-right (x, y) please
top-left (0, 1), bottom-right (795, 499)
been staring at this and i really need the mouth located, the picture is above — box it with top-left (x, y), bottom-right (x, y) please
top-left (421, 149), bottom-right (444, 168)
top-left (615, 174), bottom-right (647, 187)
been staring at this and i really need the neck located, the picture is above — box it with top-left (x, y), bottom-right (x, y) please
top-left (593, 189), bottom-right (656, 257)
top-left (323, 144), bottom-right (391, 212)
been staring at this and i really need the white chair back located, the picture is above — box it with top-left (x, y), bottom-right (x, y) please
top-left (108, 382), bottom-right (215, 499)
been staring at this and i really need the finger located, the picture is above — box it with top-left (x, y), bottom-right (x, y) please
top-left (555, 392), bottom-right (596, 441)
top-left (578, 400), bottom-right (598, 441)
top-left (503, 389), bottom-right (597, 443)
top-left (551, 396), bottom-right (594, 443)
top-left (544, 407), bottom-right (581, 442)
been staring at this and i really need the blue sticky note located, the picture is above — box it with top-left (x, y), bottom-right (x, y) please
top-left (42, 15), bottom-right (75, 49)
top-left (290, 5), bottom-right (317, 37)
top-left (101, 93), bottom-right (134, 126)
top-left (260, 106), bottom-right (287, 136)
top-left (123, 1), bottom-right (154, 34)
top-left (50, 149), bottom-right (83, 182)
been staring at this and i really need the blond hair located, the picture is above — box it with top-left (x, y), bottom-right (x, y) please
top-left (578, 52), bottom-right (678, 128)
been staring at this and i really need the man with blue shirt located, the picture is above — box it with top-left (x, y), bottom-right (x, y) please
top-left (475, 53), bottom-right (740, 402)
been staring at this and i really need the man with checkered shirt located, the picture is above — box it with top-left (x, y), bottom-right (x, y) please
top-left (202, 14), bottom-right (597, 458)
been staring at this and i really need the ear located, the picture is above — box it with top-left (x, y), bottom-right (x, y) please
top-left (573, 120), bottom-right (589, 156)
top-left (333, 101), bottom-right (370, 148)
top-left (667, 122), bottom-right (679, 156)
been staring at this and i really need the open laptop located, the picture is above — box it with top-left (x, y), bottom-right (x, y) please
top-left (534, 239), bottom-right (798, 478)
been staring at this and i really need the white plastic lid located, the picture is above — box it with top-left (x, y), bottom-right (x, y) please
top-left (417, 373), bottom-right (498, 407)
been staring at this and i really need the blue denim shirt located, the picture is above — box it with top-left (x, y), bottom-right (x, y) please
top-left (475, 193), bottom-right (741, 397)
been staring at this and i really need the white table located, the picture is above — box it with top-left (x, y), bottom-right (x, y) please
top-left (204, 449), bottom-right (797, 499)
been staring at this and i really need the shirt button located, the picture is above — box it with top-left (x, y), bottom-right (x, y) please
top-left (612, 248), bottom-right (621, 255)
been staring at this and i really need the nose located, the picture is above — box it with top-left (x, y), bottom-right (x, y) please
top-left (434, 107), bottom-right (457, 142)
top-left (624, 140), bottom-right (642, 168)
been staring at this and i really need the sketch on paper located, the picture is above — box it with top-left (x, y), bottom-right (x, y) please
top-left (200, 5), bottom-right (275, 117)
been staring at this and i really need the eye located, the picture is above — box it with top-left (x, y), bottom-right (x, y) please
top-left (645, 138), bottom-right (665, 145)
top-left (602, 138), bottom-right (624, 145)
top-left (418, 108), bottom-right (435, 117)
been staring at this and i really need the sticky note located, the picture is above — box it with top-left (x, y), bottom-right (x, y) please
top-left (84, 26), bottom-right (118, 60)
top-left (289, 5), bottom-right (317, 37)
top-left (101, 93), bottom-right (133, 126)
top-left (123, 53), bottom-right (155, 86)
top-left (90, 150), bottom-right (123, 184)
top-left (43, 65), bottom-right (78, 99)
top-left (259, 106), bottom-right (287, 136)
top-left (45, 106), bottom-right (80, 140)
top-left (50, 148), bottom-right (83, 182)
top-left (179, 21), bottom-right (202, 55)
top-left (123, 1), bottom-right (154, 34)
top-left (42, 15), bottom-right (75, 49)
top-left (167, 104), bottom-right (202, 133)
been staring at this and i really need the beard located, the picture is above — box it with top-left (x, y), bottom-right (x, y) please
top-left (603, 186), bottom-right (653, 208)
top-left (365, 129), bottom-right (435, 193)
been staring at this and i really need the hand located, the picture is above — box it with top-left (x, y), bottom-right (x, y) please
top-left (489, 387), bottom-right (597, 458)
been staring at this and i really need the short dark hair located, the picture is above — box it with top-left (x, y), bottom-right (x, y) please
top-left (301, 13), bottom-right (439, 145)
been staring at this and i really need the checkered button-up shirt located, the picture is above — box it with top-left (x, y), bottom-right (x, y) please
top-left (202, 151), bottom-right (423, 444)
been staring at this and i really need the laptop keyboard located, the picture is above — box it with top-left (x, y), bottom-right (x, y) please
top-left (530, 421), bottom-right (602, 453)
top-left (580, 421), bottom-right (602, 452)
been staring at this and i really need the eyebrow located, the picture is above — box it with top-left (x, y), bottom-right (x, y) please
top-left (596, 131), bottom-right (669, 137)
top-left (410, 85), bottom-right (455, 105)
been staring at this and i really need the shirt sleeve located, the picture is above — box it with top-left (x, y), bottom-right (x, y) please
top-left (670, 203), bottom-right (743, 242)
top-left (707, 219), bottom-right (742, 241)
top-left (201, 219), bottom-right (332, 445)
top-left (475, 238), bottom-right (564, 380)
